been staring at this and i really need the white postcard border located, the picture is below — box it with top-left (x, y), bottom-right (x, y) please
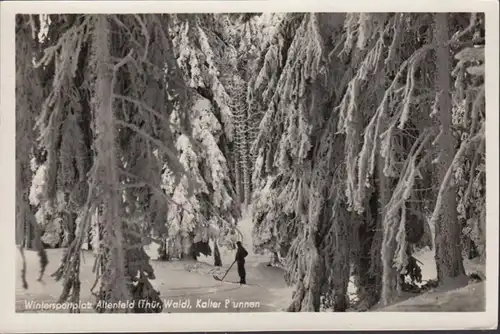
top-left (1, 0), bottom-right (498, 332)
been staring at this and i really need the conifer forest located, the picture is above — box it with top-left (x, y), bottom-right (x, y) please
top-left (15, 12), bottom-right (486, 313)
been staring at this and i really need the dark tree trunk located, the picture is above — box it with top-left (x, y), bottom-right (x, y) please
top-left (466, 237), bottom-right (479, 260)
top-left (24, 214), bottom-right (34, 249)
top-left (213, 241), bottom-right (222, 267)
top-left (87, 226), bottom-right (93, 251)
top-left (332, 244), bottom-right (350, 312)
top-left (157, 239), bottom-right (169, 261)
top-left (61, 211), bottom-right (77, 247)
top-left (354, 191), bottom-right (383, 310)
top-left (98, 209), bottom-right (106, 275)
top-left (433, 13), bottom-right (466, 283)
top-left (269, 251), bottom-right (280, 266)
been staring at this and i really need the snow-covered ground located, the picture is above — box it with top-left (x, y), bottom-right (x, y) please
top-left (413, 246), bottom-right (486, 283)
top-left (234, 206), bottom-right (255, 253)
top-left (379, 282), bottom-right (485, 312)
top-left (15, 245), bottom-right (294, 313)
top-left (15, 237), bottom-right (485, 313)
top-left (376, 247), bottom-right (486, 312)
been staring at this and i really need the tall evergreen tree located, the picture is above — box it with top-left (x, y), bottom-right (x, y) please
top-left (16, 14), bottom-right (49, 289)
top-left (19, 14), bottom-right (190, 313)
top-left (160, 14), bottom-right (240, 262)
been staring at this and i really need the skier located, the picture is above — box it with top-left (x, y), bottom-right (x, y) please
top-left (235, 241), bottom-right (248, 284)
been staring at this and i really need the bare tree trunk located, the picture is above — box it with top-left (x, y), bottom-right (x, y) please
top-left (433, 13), bottom-right (466, 283)
top-left (87, 224), bottom-right (93, 251)
top-left (61, 210), bottom-right (77, 248)
top-left (355, 191), bottom-right (383, 310)
top-left (332, 225), bottom-right (351, 312)
top-left (157, 238), bottom-right (169, 261)
top-left (24, 213), bottom-right (33, 249)
top-left (213, 240), bottom-right (222, 267)
top-left (178, 235), bottom-right (195, 260)
top-left (93, 15), bottom-right (131, 311)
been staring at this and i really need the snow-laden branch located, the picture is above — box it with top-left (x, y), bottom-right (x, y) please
top-left (428, 123), bottom-right (485, 233)
top-left (119, 167), bottom-right (237, 235)
top-left (461, 136), bottom-right (485, 209)
top-left (115, 120), bottom-right (186, 177)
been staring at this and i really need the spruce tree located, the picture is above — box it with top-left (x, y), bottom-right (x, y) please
top-left (21, 14), bottom-right (189, 313)
top-left (161, 14), bottom-right (239, 263)
top-left (16, 14), bottom-right (49, 288)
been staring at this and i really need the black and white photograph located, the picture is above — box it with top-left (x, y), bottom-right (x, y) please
top-left (1, 0), bottom-right (498, 332)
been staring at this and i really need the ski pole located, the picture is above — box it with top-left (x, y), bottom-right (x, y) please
top-left (220, 260), bottom-right (236, 281)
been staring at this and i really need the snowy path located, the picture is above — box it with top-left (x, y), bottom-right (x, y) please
top-left (152, 260), bottom-right (291, 312)
top-left (15, 248), bottom-right (293, 313)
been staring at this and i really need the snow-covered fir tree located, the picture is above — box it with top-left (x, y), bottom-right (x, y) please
top-left (160, 94), bottom-right (234, 263)
top-left (157, 14), bottom-right (260, 262)
top-left (18, 14), bottom-right (190, 313)
top-left (16, 14), bottom-right (50, 289)
top-left (249, 12), bottom-right (486, 311)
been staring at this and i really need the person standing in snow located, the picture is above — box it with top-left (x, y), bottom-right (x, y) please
top-left (235, 241), bottom-right (248, 284)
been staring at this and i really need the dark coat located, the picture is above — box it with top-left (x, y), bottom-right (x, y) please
top-left (235, 244), bottom-right (248, 264)
top-left (235, 243), bottom-right (248, 284)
